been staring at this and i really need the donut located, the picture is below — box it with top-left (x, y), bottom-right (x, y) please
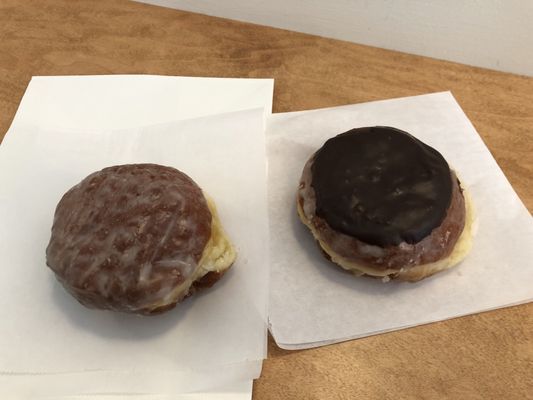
top-left (46, 164), bottom-right (236, 315)
top-left (297, 127), bottom-right (474, 282)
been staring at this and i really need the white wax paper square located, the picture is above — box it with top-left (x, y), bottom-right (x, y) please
top-left (1, 374), bottom-right (254, 399)
top-left (0, 75), bottom-right (272, 397)
top-left (0, 109), bottom-right (268, 388)
top-left (267, 92), bottom-right (533, 349)
top-left (41, 379), bottom-right (253, 400)
top-left (38, 379), bottom-right (252, 400)
top-left (7, 75), bottom-right (274, 133)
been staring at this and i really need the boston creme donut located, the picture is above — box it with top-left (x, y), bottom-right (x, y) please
top-left (46, 164), bottom-right (236, 314)
top-left (297, 127), bottom-right (474, 282)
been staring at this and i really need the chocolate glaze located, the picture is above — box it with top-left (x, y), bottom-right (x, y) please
top-left (46, 164), bottom-right (212, 315)
top-left (311, 127), bottom-right (452, 246)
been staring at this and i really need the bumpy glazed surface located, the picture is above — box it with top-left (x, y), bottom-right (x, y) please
top-left (297, 127), bottom-right (468, 280)
top-left (46, 164), bottom-right (228, 315)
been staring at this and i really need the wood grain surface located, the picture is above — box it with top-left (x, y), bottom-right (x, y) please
top-left (1, 1), bottom-right (532, 399)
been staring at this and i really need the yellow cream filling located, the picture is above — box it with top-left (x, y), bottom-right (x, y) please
top-left (298, 190), bottom-right (475, 282)
top-left (147, 195), bottom-right (236, 312)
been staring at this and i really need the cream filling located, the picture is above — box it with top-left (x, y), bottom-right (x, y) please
top-left (146, 196), bottom-right (236, 311)
top-left (298, 189), bottom-right (475, 282)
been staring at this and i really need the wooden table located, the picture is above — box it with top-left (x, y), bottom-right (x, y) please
top-left (1, 1), bottom-right (531, 398)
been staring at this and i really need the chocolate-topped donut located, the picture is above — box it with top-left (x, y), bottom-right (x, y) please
top-left (46, 164), bottom-right (236, 315)
top-left (312, 126), bottom-right (452, 246)
top-left (298, 127), bottom-right (474, 282)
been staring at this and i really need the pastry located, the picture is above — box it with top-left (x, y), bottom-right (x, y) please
top-left (297, 126), bottom-right (474, 282)
top-left (46, 163), bottom-right (236, 315)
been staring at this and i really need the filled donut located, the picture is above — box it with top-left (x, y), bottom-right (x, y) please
top-left (297, 127), bottom-right (474, 282)
top-left (46, 164), bottom-right (236, 315)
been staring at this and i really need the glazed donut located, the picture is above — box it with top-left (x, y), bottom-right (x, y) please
top-left (46, 164), bottom-right (236, 315)
top-left (297, 127), bottom-right (474, 282)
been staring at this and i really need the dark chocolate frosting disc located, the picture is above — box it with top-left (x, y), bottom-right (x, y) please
top-left (311, 127), bottom-right (452, 246)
